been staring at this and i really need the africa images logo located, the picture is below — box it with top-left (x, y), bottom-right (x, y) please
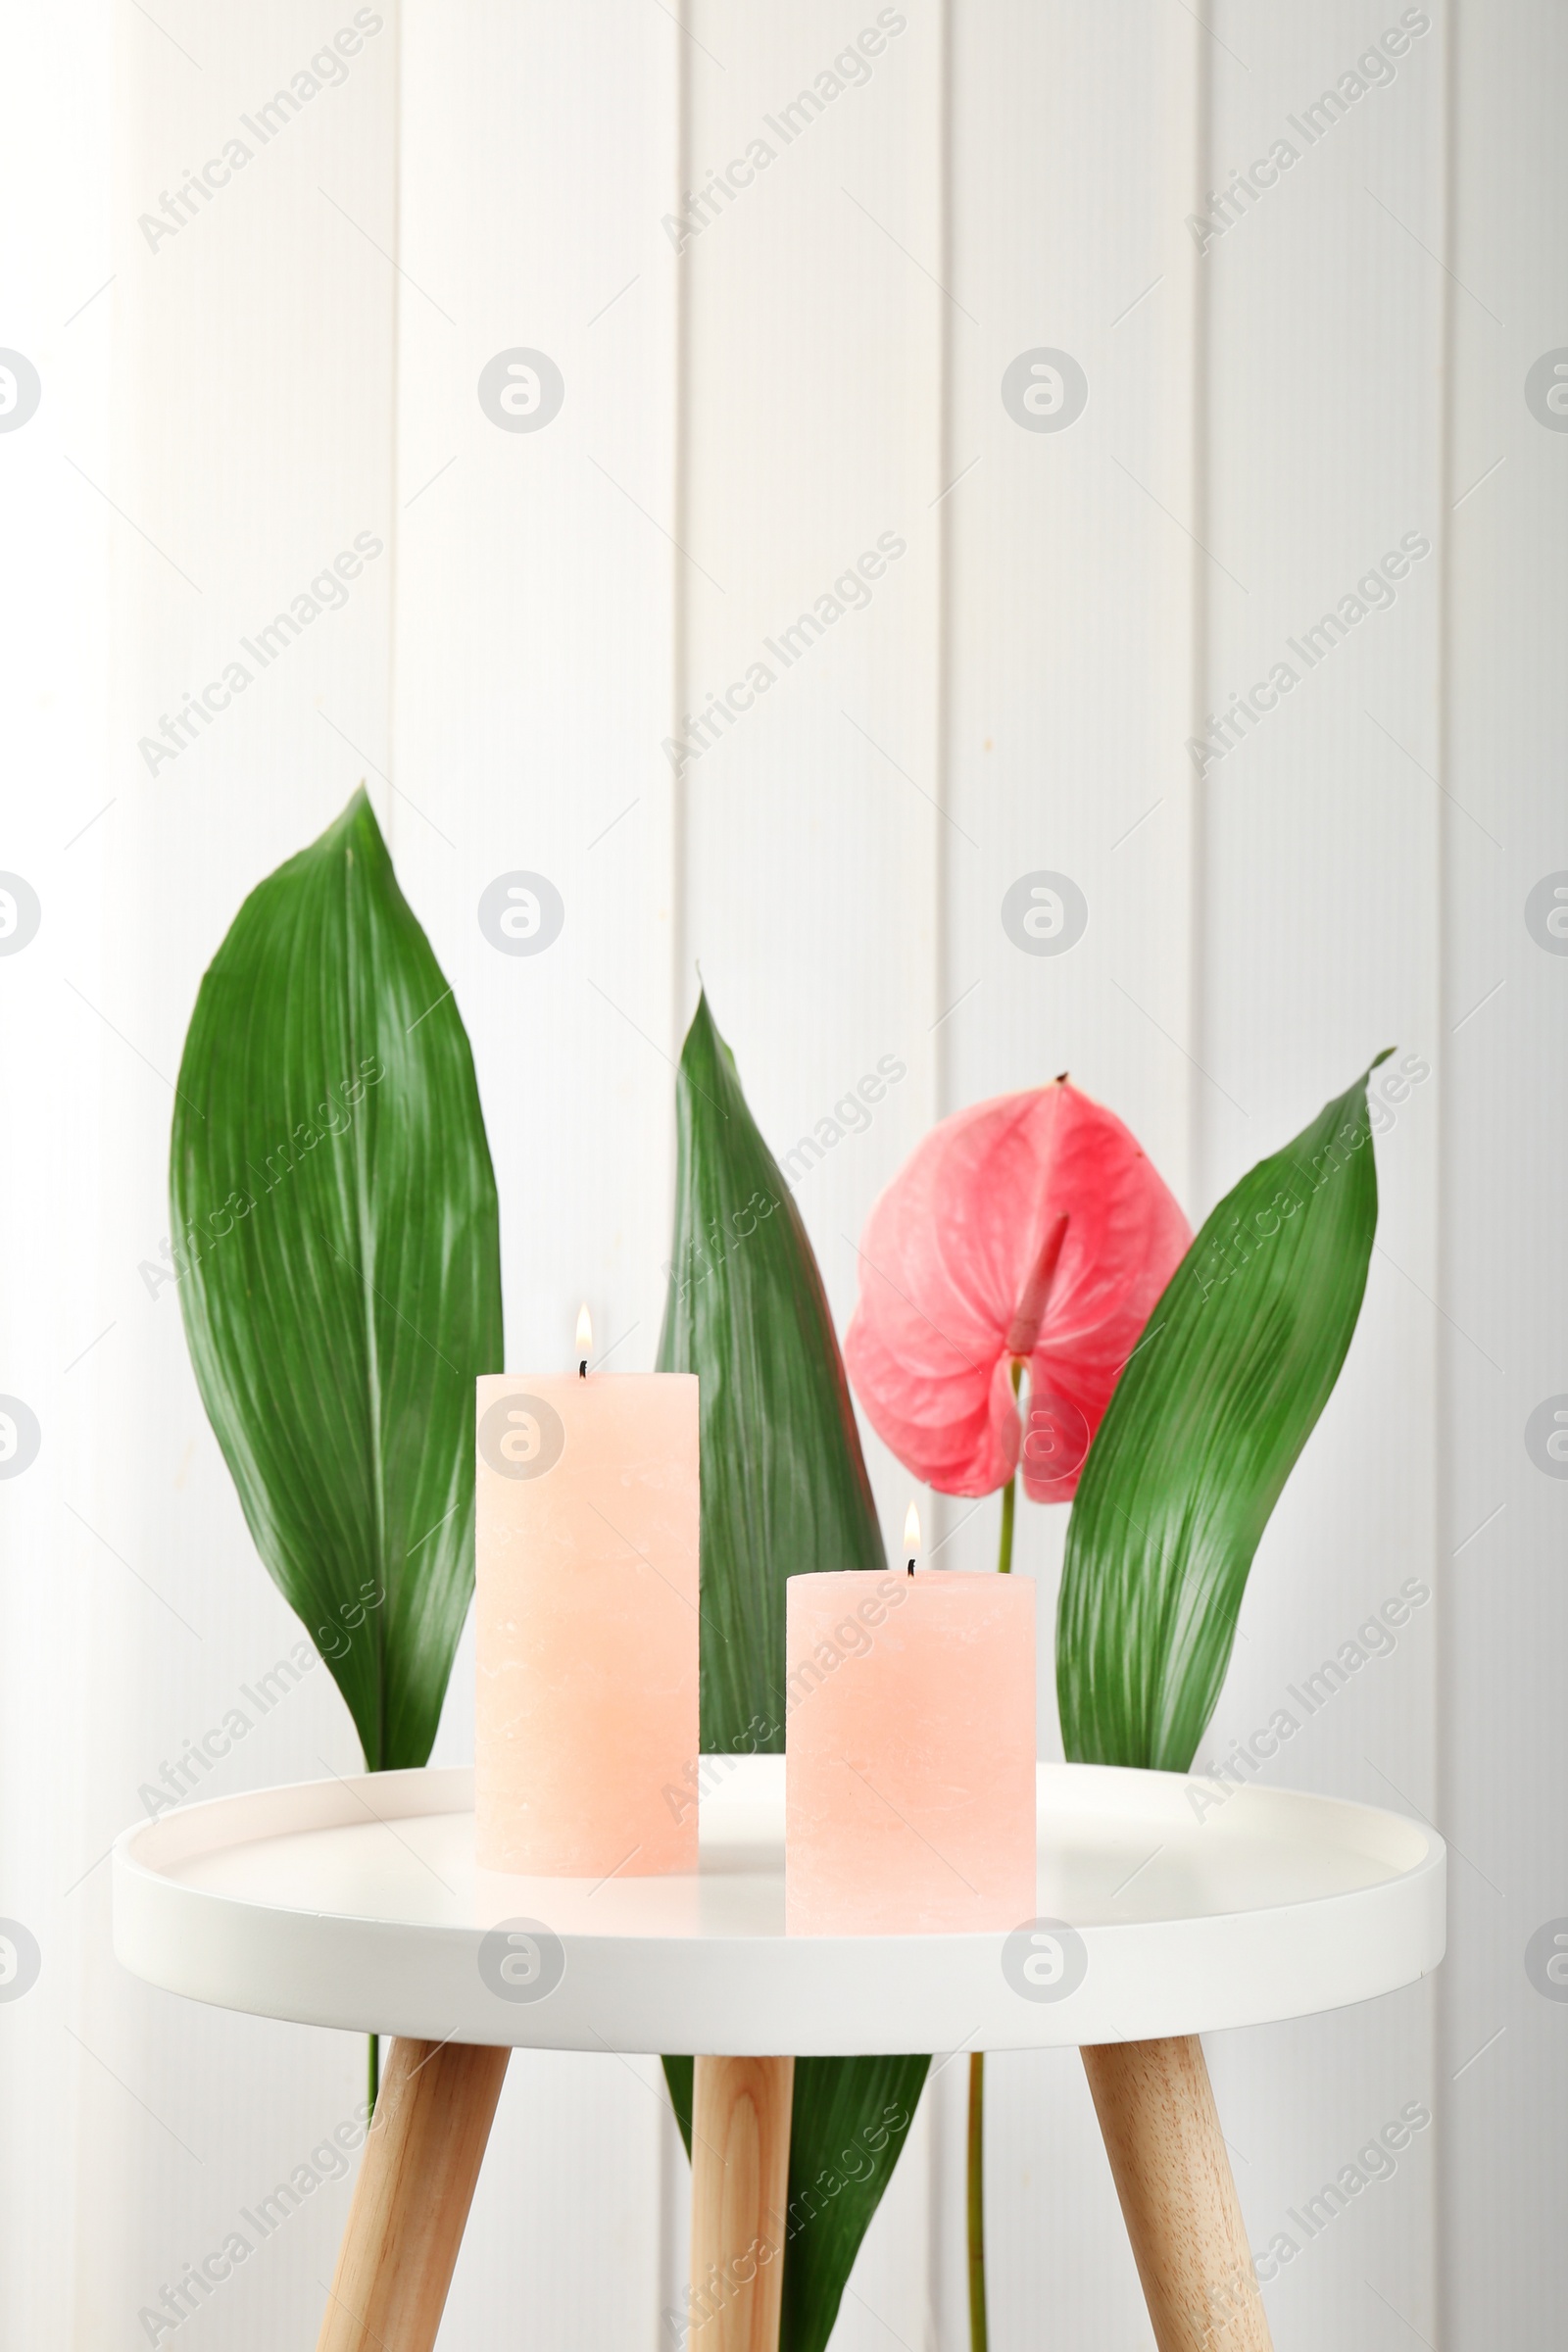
top-left (478, 1394), bottom-right (565, 1481)
top-left (478, 872), bottom-right (565, 955)
top-left (1002, 1918), bottom-right (1088, 2002)
top-left (477, 1918), bottom-right (565, 2004)
top-left (477, 351), bottom-right (565, 433)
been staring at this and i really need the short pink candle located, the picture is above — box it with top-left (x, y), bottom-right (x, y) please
top-left (474, 1370), bottom-right (700, 1876)
top-left (785, 1569), bottom-right (1036, 1934)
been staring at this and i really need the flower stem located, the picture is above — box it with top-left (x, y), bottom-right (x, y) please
top-left (967, 2049), bottom-right (988, 2352)
top-left (996, 1359), bottom-right (1024, 1576)
top-left (970, 1358), bottom-right (1026, 2349)
top-left (368, 2032), bottom-right (379, 2117)
top-left (997, 1476), bottom-right (1017, 1577)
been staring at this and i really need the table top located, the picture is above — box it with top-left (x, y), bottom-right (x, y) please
top-left (112, 1758), bottom-right (1445, 2053)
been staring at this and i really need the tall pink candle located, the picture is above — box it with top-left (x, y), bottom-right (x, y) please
top-left (474, 1370), bottom-right (700, 1876)
top-left (785, 1569), bottom-right (1036, 1934)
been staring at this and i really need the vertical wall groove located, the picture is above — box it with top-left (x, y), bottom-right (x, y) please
top-left (383, 0), bottom-right (407, 867)
top-left (1433, 4), bottom-right (1459, 2342)
top-left (669, 14), bottom-right (694, 1050)
top-left (932, 0), bottom-right (956, 1131)
top-left (1184, 3), bottom-right (1212, 1220)
top-left (657, 20), bottom-right (694, 2327)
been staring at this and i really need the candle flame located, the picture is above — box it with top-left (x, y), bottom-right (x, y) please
top-left (575, 1301), bottom-right (593, 1355)
top-left (903, 1500), bottom-right (921, 1554)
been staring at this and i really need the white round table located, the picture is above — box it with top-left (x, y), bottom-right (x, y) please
top-left (113, 1758), bottom-right (1445, 2352)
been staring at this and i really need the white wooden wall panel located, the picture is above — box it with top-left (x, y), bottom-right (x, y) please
top-left (0, 2), bottom-right (1560, 2347)
top-left (1440, 3), bottom-right (1568, 2342)
top-left (392, 1), bottom-right (680, 2337)
top-left (0, 5), bottom-right (114, 2343)
top-left (86, 8), bottom-right (403, 2347)
top-left (677, 0), bottom-right (946, 1529)
top-left (674, 11), bottom-right (947, 2341)
top-left (1193, 9), bottom-right (1445, 2349)
top-left (943, 5), bottom-right (1202, 2338)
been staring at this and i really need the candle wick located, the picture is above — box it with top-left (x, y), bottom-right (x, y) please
top-left (906, 1557), bottom-right (914, 1577)
top-left (578, 1357), bottom-right (587, 1379)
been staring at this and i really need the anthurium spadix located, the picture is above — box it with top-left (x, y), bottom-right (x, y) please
top-left (845, 1080), bottom-right (1191, 1500)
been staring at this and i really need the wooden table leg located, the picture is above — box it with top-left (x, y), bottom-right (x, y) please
top-left (1082, 2035), bottom-right (1271, 2352)
top-left (687, 2054), bottom-right (795, 2350)
top-left (316, 2036), bottom-right (511, 2352)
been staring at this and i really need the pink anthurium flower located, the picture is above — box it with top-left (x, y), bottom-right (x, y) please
top-left (845, 1081), bottom-right (1191, 1502)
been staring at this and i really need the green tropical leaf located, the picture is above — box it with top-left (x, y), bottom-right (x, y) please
top-left (656, 989), bottom-right (884, 1752)
top-left (657, 991), bottom-right (926, 2352)
top-left (1056, 1054), bottom-right (1389, 1772)
top-left (663, 2055), bottom-right (931, 2352)
top-left (171, 787), bottom-right (503, 1769)
top-left (780, 2056), bottom-right (931, 2352)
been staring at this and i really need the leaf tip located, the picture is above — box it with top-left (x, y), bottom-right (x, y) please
top-left (331, 781), bottom-right (386, 857)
